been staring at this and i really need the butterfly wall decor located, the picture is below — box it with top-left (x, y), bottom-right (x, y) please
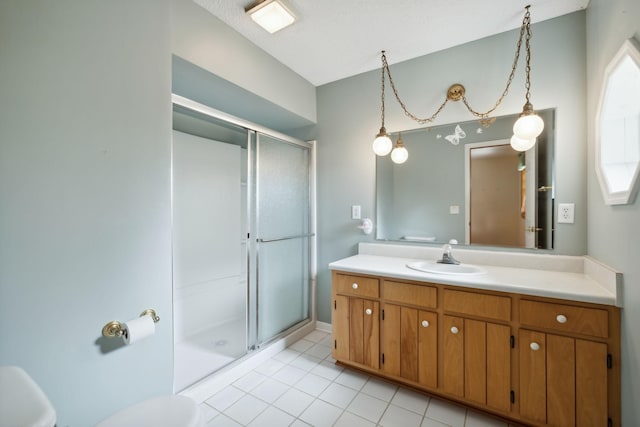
top-left (444, 124), bottom-right (466, 145)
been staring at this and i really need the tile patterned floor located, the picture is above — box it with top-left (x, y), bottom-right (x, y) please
top-left (197, 329), bottom-right (517, 427)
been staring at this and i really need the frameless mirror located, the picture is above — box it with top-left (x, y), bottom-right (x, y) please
top-left (376, 109), bottom-right (555, 249)
top-left (595, 38), bottom-right (640, 205)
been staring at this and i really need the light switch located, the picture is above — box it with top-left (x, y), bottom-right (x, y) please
top-left (351, 205), bottom-right (361, 220)
top-left (449, 205), bottom-right (460, 215)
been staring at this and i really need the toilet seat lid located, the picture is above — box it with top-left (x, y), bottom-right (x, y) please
top-left (96, 395), bottom-right (203, 427)
top-left (0, 366), bottom-right (56, 427)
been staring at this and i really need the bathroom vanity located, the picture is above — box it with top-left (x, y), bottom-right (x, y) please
top-left (329, 243), bottom-right (621, 427)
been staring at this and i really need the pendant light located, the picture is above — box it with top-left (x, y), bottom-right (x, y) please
top-left (512, 6), bottom-right (544, 145)
top-left (372, 51), bottom-right (393, 156)
top-left (391, 133), bottom-right (408, 164)
top-left (371, 6), bottom-right (544, 160)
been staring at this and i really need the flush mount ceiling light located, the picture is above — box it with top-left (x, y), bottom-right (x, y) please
top-left (245, 0), bottom-right (296, 34)
top-left (373, 5), bottom-right (544, 162)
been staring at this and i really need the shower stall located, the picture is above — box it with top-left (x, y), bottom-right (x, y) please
top-left (171, 95), bottom-right (315, 391)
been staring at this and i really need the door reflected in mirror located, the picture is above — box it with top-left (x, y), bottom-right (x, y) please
top-left (376, 109), bottom-right (555, 249)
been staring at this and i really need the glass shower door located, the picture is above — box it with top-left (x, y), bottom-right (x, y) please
top-left (254, 133), bottom-right (312, 344)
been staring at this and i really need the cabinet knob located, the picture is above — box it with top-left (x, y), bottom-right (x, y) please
top-left (556, 314), bottom-right (567, 324)
top-left (421, 320), bottom-right (430, 328)
top-left (365, 308), bottom-right (372, 316)
top-left (530, 342), bottom-right (540, 351)
top-left (450, 326), bottom-right (459, 334)
top-left (352, 283), bottom-right (358, 289)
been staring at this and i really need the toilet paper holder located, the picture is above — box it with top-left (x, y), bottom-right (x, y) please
top-left (102, 309), bottom-right (160, 338)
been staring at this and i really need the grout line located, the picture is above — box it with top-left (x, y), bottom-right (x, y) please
top-left (199, 328), bottom-right (480, 427)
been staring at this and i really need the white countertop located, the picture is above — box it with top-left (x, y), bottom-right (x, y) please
top-left (329, 251), bottom-right (621, 307)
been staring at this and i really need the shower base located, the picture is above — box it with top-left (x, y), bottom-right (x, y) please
top-left (174, 318), bottom-right (247, 392)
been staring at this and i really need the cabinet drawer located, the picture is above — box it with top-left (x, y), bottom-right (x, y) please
top-left (443, 289), bottom-right (511, 322)
top-left (335, 274), bottom-right (379, 298)
top-left (382, 280), bottom-right (437, 308)
top-left (520, 300), bottom-right (608, 338)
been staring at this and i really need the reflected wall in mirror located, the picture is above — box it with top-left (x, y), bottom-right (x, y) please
top-left (376, 109), bottom-right (555, 249)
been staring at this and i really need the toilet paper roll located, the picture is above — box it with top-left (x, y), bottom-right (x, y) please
top-left (123, 314), bottom-right (155, 345)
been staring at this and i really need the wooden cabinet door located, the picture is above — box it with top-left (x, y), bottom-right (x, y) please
top-left (444, 316), bottom-right (511, 407)
top-left (576, 340), bottom-right (608, 427)
top-left (382, 305), bottom-right (437, 387)
top-left (349, 297), bottom-right (379, 369)
top-left (465, 319), bottom-right (487, 404)
top-left (519, 329), bottom-right (548, 424)
top-left (520, 329), bottom-right (609, 427)
top-left (443, 315), bottom-right (464, 397)
top-left (400, 306), bottom-right (419, 381)
top-left (333, 295), bottom-right (350, 361)
top-left (381, 304), bottom-right (401, 376)
top-left (418, 310), bottom-right (438, 388)
top-left (486, 322), bottom-right (511, 412)
top-left (462, 319), bottom-right (511, 409)
top-left (547, 334), bottom-right (576, 427)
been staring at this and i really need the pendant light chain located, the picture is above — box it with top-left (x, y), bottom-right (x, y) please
top-left (382, 51), bottom-right (449, 125)
top-left (464, 6), bottom-right (530, 119)
top-left (524, 6), bottom-right (532, 105)
top-left (380, 51), bottom-right (386, 129)
top-left (380, 5), bottom-right (532, 125)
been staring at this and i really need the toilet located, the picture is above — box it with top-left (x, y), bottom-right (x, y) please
top-left (95, 395), bottom-right (203, 427)
top-left (0, 366), bottom-right (203, 427)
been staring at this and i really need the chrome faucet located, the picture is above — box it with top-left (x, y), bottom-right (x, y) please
top-left (437, 244), bottom-right (460, 265)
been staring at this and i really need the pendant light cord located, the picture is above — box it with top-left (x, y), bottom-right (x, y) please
top-left (380, 51), bottom-right (386, 129)
top-left (380, 5), bottom-right (532, 125)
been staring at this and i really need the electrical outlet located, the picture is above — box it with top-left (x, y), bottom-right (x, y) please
top-left (351, 205), bottom-right (361, 220)
top-left (558, 203), bottom-right (575, 224)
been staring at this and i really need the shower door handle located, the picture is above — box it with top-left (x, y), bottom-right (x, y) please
top-left (256, 233), bottom-right (315, 243)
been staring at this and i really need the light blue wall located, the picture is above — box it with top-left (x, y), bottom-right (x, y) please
top-left (172, 56), bottom-right (315, 134)
top-left (2, 1), bottom-right (636, 424)
top-left (586, 0), bottom-right (640, 425)
top-left (0, 2), bottom-right (318, 426)
top-left (316, 12), bottom-right (588, 324)
top-left (0, 1), bottom-right (173, 426)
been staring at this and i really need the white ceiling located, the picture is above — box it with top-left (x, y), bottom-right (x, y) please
top-left (195, 0), bottom-right (589, 87)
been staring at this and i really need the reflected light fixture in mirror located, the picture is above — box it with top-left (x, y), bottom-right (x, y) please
top-left (391, 133), bottom-right (409, 164)
top-left (510, 135), bottom-right (536, 151)
top-left (373, 5), bottom-right (544, 158)
top-left (245, 0), bottom-right (296, 34)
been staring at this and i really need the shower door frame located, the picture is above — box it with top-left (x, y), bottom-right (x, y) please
top-left (251, 132), bottom-right (316, 349)
top-left (171, 93), bottom-right (317, 356)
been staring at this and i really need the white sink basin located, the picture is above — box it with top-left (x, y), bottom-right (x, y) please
top-left (407, 260), bottom-right (486, 276)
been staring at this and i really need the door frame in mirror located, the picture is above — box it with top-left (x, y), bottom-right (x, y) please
top-left (464, 139), bottom-right (536, 248)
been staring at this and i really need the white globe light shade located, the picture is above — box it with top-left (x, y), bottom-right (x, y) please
top-left (391, 146), bottom-right (409, 164)
top-left (372, 134), bottom-right (393, 156)
top-left (510, 135), bottom-right (536, 152)
top-left (513, 113), bottom-right (544, 139)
